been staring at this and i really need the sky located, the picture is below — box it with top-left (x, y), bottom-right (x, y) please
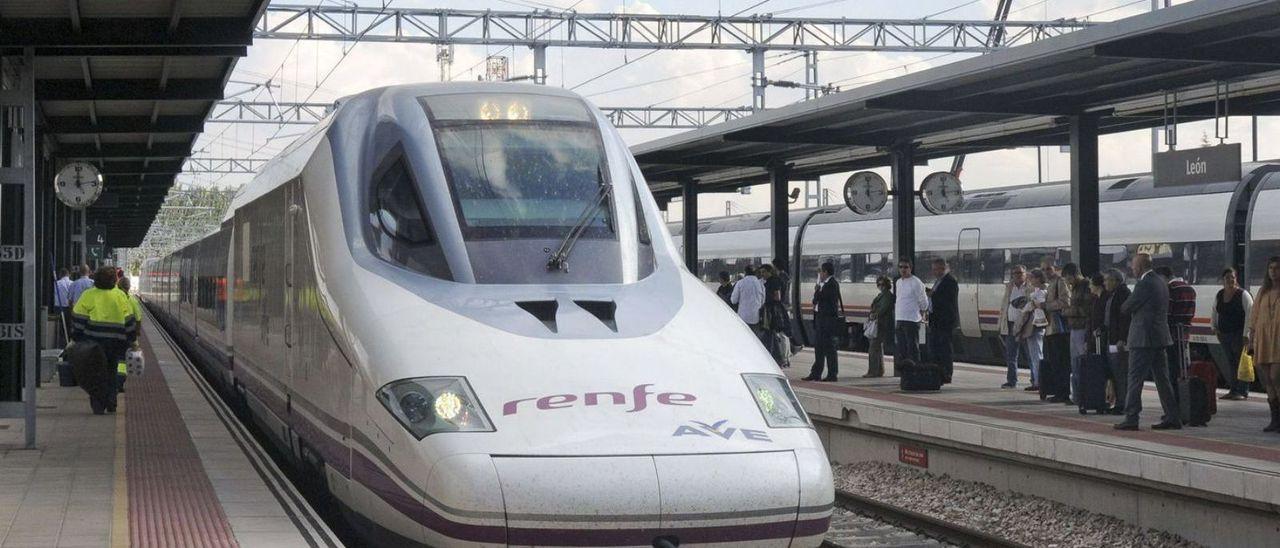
top-left (183, 0), bottom-right (1278, 221)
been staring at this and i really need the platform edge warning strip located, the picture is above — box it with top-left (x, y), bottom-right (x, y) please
top-left (145, 307), bottom-right (340, 548)
top-left (132, 330), bottom-right (240, 547)
top-left (112, 400), bottom-right (128, 548)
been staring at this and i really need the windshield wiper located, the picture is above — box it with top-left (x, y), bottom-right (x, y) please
top-left (547, 168), bottom-right (612, 272)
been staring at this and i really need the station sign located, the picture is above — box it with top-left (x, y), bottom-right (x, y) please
top-left (1152, 143), bottom-right (1241, 187)
top-left (0, 323), bottom-right (23, 341)
top-left (898, 444), bottom-right (929, 468)
top-left (87, 245), bottom-right (104, 260)
top-left (0, 245), bottom-right (23, 262)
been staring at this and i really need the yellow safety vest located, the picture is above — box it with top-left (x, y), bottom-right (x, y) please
top-left (72, 287), bottom-right (137, 345)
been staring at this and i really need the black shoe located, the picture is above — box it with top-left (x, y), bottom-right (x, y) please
top-left (1047, 396), bottom-right (1070, 403)
top-left (821, 377), bottom-right (838, 382)
top-left (942, 377), bottom-right (952, 384)
top-left (801, 376), bottom-right (820, 381)
top-left (1000, 383), bottom-right (1015, 389)
top-left (1151, 421), bottom-right (1182, 430)
top-left (1113, 422), bottom-right (1139, 431)
top-left (1024, 385), bottom-right (1039, 392)
top-left (1107, 407), bottom-right (1124, 415)
top-left (1264, 400), bottom-right (1280, 432)
top-left (106, 405), bottom-right (117, 414)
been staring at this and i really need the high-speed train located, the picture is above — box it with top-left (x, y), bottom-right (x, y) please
top-left (679, 161), bottom-right (1280, 370)
top-left (140, 83), bottom-right (833, 547)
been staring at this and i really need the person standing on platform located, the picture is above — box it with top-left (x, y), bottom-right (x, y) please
top-left (865, 275), bottom-right (894, 378)
top-left (1156, 265), bottom-right (1197, 408)
top-left (1213, 267), bottom-right (1253, 400)
top-left (1115, 253), bottom-right (1180, 431)
top-left (730, 265), bottom-right (765, 339)
top-left (1247, 256), bottom-right (1280, 432)
top-left (1061, 263), bottom-right (1091, 404)
top-left (1020, 269), bottom-right (1049, 391)
top-left (716, 271), bottom-right (735, 307)
top-left (759, 264), bottom-right (787, 367)
top-left (999, 265), bottom-right (1030, 389)
top-left (70, 266), bottom-right (137, 415)
top-left (928, 258), bottom-right (959, 384)
top-left (1041, 258), bottom-right (1073, 404)
top-left (115, 276), bottom-right (143, 393)
top-left (53, 268), bottom-right (73, 347)
top-left (68, 264), bottom-right (94, 308)
top-left (804, 261), bottom-right (842, 382)
top-left (894, 260), bottom-right (929, 365)
top-left (1103, 269), bottom-right (1133, 414)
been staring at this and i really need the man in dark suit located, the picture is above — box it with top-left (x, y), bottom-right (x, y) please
top-left (928, 258), bottom-right (960, 384)
top-left (1115, 253), bottom-right (1181, 430)
top-left (804, 261), bottom-right (842, 382)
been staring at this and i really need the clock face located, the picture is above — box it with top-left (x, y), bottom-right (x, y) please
top-left (842, 171), bottom-right (889, 215)
top-left (919, 171), bottom-right (964, 215)
top-left (54, 162), bottom-right (103, 209)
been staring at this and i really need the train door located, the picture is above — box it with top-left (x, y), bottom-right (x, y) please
top-left (956, 228), bottom-right (981, 338)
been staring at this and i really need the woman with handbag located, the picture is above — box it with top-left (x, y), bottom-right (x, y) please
top-left (1015, 269), bottom-right (1049, 391)
top-left (1247, 256), bottom-right (1280, 432)
top-left (864, 276), bottom-right (894, 377)
top-left (1213, 267), bottom-right (1253, 400)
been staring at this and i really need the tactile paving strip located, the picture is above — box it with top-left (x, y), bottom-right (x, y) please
top-left (128, 331), bottom-right (239, 547)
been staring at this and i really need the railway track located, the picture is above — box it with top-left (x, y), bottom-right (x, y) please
top-left (825, 489), bottom-right (1029, 548)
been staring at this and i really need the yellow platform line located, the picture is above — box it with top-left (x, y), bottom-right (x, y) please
top-left (111, 400), bottom-right (129, 548)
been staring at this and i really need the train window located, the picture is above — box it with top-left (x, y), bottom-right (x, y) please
top-left (980, 249), bottom-right (1006, 284)
top-left (368, 150), bottom-right (452, 280)
top-left (431, 116), bottom-right (614, 240)
top-left (374, 157), bottom-right (433, 244)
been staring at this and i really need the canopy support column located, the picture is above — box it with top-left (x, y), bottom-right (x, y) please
top-left (532, 45), bottom-right (547, 85)
top-left (681, 177), bottom-right (698, 272)
top-left (770, 163), bottom-right (790, 267)
top-left (890, 143), bottom-right (917, 268)
top-left (1069, 114), bottom-right (1100, 276)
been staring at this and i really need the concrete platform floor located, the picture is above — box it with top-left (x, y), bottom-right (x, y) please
top-left (0, 318), bottom-right (334, 548)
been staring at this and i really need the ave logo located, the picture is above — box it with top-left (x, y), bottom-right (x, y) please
top-left (672, 419), bottom-right (771, 442)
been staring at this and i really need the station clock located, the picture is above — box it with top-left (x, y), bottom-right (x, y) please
top-left (842, 171), bottom-right (889, 215)
top-left (919, 171), bottom-right (964, 214)
top-left (54, 162), bottom-right (103, 209)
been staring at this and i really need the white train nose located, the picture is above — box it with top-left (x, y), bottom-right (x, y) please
top-left (484, 451), bottom-right (830, 546)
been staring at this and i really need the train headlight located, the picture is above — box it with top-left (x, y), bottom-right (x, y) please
top-left (742, 374), bottom-right (811, 428)
top-left (377, 377), bottom-right (494, 439)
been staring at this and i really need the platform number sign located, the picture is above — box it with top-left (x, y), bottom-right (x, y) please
top-left (0, 245), bottom-right (23, 262)
top-left (0, 324), bottom-right (23, 341)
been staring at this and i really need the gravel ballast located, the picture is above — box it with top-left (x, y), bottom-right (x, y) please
top-left (834, 461), bottom-right (1201, 548)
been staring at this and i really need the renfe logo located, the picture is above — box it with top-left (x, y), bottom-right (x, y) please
top-left (503, 383), bottom-right (696, 415)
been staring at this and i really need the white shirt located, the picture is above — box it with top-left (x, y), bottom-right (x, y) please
top-left (1006, 282), bottom-right (1027, 324)
top-left (894, 275), bottom-right (929, 323)
top-left (54, 276), bottom-right (73, 308)
top-left (730, 275), bottom-right (765, 325)
top-left (1027, 287), bottom-right (1047, 326)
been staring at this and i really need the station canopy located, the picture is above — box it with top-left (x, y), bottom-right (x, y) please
top-left (0, 0), bottom-right (265, 247)
top-left (633, 0), bottom-right (1280, 198)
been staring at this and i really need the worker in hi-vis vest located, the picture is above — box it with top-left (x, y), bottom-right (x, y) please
top-left (114, 276), bottom-right (143, 393)
top-left (70, 266), bottom-right (136, 415)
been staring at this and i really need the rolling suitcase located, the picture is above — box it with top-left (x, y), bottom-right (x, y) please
top-left (899, 360), bottom-right (943, 392)
top-left (1187, 377), bottom-right (1212, 426)
top-left (1190, 360), bottom-right (1218, 416)
top-left (1039, 333), bottom-right (1071, 401)
top-left (1077, 335), bottom-right (1110, 414)
top-left (1173, 325), bottom-right (1193, 424)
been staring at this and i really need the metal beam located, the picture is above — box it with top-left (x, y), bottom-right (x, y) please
top-left (1069, 114), bottom-right (1100, 276)
top-left (724, 127), bottom-right (890, 147)
top-left (97, 160), bottom-right (186, 175)
top-left (255, 5), bottom-right (1091, 52)
top-left (56, 143), bottom-right (193, 159)
top-left (770, 164), bottom-right (789, 266)
top-left (681, 178), bottom-right (698, 272)
top-left (37, 79), bottom-right (224, 101)
top-left (890, 143), bottom-right (916, 268)
top-left (45, 115), bottom-right (205, 135)
top-left (1094, 38), bottom-right (1280, 66)
top-left (0, 18), bottom-right (253, 47)
top-left (207, 99), bottom-right (754, 129)
top-left (182, 157), bottom-right (270, 174)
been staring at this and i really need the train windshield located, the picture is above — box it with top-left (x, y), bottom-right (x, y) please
top-left (423, 94), bottom-right (613, 240)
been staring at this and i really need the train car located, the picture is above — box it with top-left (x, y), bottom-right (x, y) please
top-left (141, 82), bottom-right (833, 547)
top-left (679, 162), bottom-right (1280, 370)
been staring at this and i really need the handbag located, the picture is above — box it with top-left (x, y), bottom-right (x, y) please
top-left (1238, 351), bottom-right (1256, 383)
top-left (864, 319), bottom-right (878, 340)
top-left (126, 348), bottom-right (145, 376)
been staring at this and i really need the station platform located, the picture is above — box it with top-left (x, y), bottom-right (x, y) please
top-left (0, 313), bottom-right (338, 548)
top-left (786, 349), bottom-right (1280, 547)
